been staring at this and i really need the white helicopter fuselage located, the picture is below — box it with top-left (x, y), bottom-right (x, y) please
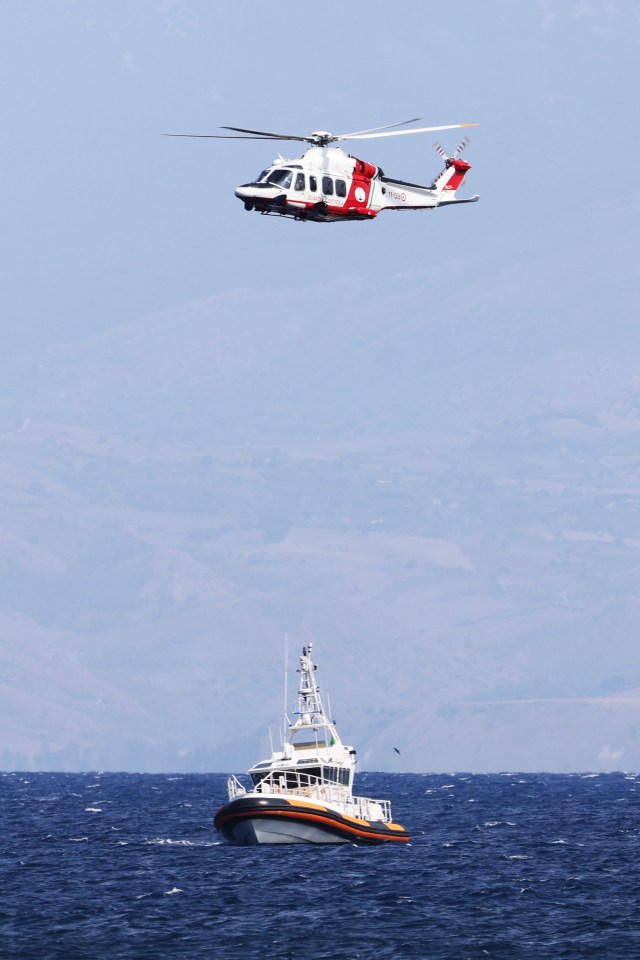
top-left (234, 145), bottom-right (478, 222)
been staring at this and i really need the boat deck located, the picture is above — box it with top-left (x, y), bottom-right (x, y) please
top-left (227, 773), bottom-right (392, 823)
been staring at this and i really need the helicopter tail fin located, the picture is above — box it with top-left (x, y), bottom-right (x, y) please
top-left (432, 157), bottom-right (472, 198)
top-left (430, 138), bottom-right (478, 203)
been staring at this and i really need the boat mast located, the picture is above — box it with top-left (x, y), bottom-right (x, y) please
top-left (290, 643), bottom-right (341, 747)
top-left (282, 633), bottom-right (289, 747)
top-left (297, 644), bottom-right (323, 721)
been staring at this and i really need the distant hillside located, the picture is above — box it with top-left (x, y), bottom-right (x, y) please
top-left (1, 196), bottom-right (640, 772)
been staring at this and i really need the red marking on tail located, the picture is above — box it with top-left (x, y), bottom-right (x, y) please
top-left (443, 158), bottom-right (471, 192)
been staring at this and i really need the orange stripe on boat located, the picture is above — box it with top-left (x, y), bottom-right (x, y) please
top-left (218, 807), bottom-right (409, 842)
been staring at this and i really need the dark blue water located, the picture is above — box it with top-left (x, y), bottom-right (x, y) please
top-left (1, 772), bottom-right (638, 959)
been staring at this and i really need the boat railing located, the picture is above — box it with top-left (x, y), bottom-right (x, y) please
top-left (348, 794), bottom-right (392, 824)
top-left (227, 774), bottom-right (247, 800)
top-left (247, 768), bottom-right (392, 822)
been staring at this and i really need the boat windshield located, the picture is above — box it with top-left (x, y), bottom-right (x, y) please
top-left (250, 765), bottom-right (349, 791)
top-left (290, 730), bottom-right (332, 749)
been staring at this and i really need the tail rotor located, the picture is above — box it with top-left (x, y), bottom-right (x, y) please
top-left (433, 136), bottom-right (470, 164)
top-left (430, 136), bottom-right (474, 198)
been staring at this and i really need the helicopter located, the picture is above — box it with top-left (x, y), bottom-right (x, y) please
top-left (167, 118), bottom-right (479, 223)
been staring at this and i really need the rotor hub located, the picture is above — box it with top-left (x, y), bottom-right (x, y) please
top-left (309, 130), bottom-right (334, 146)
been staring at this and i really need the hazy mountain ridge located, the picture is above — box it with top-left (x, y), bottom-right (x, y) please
top-left (5, 194), bottom-right (638, 442)
top-left (2, 212), bottom-right (640, 771)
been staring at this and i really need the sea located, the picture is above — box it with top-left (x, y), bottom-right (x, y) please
top-left (1, 771), bottom-right (638, 959)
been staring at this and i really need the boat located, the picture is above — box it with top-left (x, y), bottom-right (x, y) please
top-left (214, 643), bottom-right (409, 845)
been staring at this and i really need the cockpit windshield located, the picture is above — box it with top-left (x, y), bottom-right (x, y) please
top-left (264, 168), bottom-right (293, 188)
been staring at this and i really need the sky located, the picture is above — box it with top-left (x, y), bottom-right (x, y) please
top-left (3, 0), bottom-right (636, 350)
top-left (1, 1), bottom-right (640, 773)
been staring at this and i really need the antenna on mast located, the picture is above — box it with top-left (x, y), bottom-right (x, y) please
top-left (283, 633), bottom-right (289, 746)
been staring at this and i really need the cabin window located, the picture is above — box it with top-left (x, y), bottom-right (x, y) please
top-left (322, 766), bottom-right (343, 784)
top-left (257, 169), bottom-right (269, 181)
top-left (294, 172), bottom-right (305, 191)
top-left (322, 176), bottom-right (334, 196)
top-left (267, 169), bottom-right (293, 188)
top-left (309, 175), bottom-right (318, 192)
top-left (296, 767), bottom-right (321, 787)
top-left (335, 179), bottom-right (347, 198)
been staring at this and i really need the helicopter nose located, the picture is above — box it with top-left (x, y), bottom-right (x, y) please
top-left (234, 183), bottom-right (257, 200)
top-left (234, 182), bottom-right (285, 203)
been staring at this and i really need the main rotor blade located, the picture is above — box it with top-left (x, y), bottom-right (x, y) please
top-left (339, 122), bottom-right (478, 141)
top-left (221, 125), bottom-right (311, 142)
top-left (165, 133), bottom-right (308, 141)
top-left (165, 125), bottom-right (312, 141)
top-left (336, 117), bottom-right (422, 138)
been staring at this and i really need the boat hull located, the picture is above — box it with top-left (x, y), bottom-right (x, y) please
top-left (214, 795), bottom-right (410, 846)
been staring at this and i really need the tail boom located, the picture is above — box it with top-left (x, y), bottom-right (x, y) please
top-left (372, 155), bottom-right (478, 212)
